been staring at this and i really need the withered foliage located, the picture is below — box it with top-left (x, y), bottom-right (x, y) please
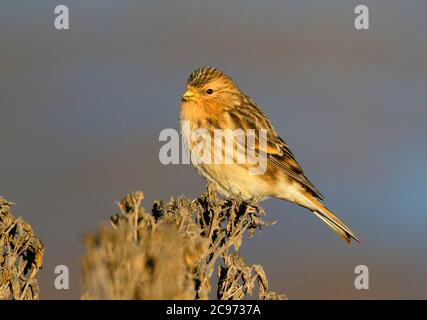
top-left (81, 187), bottom-right (286, 300)
top-left (0, 197), bottom-right (44, 300)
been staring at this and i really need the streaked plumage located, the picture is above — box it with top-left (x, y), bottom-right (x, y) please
top-left (180, 66), bottom-right (359, 243)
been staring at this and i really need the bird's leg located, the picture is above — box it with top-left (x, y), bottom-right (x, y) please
top-left (207, 182), bottom-right (218, 196)
top-left (245, 196), bottom-right (262, 213)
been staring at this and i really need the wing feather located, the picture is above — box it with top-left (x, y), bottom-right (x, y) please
top-left (235, 94), bottom-right (324, 200)
top-left (267, 137), bottom-right (324, 199)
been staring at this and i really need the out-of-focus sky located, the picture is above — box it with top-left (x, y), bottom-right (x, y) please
top-left (1, 0), bottom-right (426, 299)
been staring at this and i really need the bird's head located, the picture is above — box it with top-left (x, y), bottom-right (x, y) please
top-left (181, 67), bottom-right (241, 108)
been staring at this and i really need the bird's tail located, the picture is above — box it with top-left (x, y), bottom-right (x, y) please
top-left (303, 192), bottom-right (360, 244)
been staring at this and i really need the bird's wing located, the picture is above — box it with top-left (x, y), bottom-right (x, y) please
top-left (266, 136), bottom-right (324, 200)
top-left (238, 94), bottom-right (324, 200)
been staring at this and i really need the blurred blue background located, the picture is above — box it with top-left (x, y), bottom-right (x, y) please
top-left (1, 0), bottom-right (426, 299)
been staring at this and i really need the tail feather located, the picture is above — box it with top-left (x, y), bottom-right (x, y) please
top-left (304, 193), bottom-right (360, 244)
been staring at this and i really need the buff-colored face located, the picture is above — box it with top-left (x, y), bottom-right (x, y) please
top-left (181, 67), bottom-right (241, 108)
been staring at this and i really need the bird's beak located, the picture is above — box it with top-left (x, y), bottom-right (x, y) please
top-left (182, 90), bottom-right (197, 102)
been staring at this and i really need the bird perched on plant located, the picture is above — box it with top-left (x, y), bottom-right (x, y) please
top-left (180, 66), bottom-right (359, 243)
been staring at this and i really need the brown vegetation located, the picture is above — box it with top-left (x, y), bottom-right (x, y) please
top-left (0, 197), bottom-right (44, 300)
top-left (81, 187), bottom-right (286, 300)
top-left (0, 187), bottom-right (286, 300)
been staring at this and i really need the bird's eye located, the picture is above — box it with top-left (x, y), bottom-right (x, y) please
top-left (206, 88), bottom-right (213, 94)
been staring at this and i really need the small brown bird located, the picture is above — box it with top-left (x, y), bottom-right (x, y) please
top-left (180, 66), bottom-right (359, 243)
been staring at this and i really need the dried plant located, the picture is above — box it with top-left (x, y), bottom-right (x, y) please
top-left (81, 186), bottom-right (286, 300)
top-left (81, 191), bottom-right (207, 299)
top-left (0, 197), bottom-right (44, 300)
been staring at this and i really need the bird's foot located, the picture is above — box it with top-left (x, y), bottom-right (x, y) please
top-left (207, 183), bottom-right (218, 196)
